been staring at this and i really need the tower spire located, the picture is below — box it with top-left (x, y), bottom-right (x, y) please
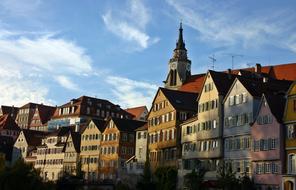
top-left (175, 21), bottom-right (186, 50)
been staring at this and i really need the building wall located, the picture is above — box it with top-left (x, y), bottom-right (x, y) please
top-left (63, 134), bottom-right (79, 176)
top-left (251, 98), bottom-right (284, 188)
top-left (16, 107), bottom-right (35, 129)
top-left (80, 121), bottom-right (101, 181)
top-left (148, 90), bottom-right (177, 170)
top-left (135, 130), bottom-right (147, 163)
top-left (35, 136), bottom-right (66, 181)
top-left (197, 73), bottom-right (222, 159)
top-left (284, 82), bottom-right (296, 177)
top-left (100, 120), bottom-right (120, 181)
top-left (284, 83), bottom-right (296, 123)
top-left (12, 131), bottom-right (29, 162)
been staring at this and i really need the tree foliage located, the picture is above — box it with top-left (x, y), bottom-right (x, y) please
top-left (0, 159), bottom-right (54, 190)
top-left (217, 161), bottom-right (240, 190)
top-left (154, 166), bottom-right (177, 190)
top-left (183, 167), bottom-right (206, 190)
top-left (240, 174), bottom-right (255, 190)
top-left (136, 160), bottom-right (156, 190)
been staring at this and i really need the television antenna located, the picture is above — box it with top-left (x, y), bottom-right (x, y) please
top-left (228, 54), bottom-right (243, 69)
top-left (209, 54), bottom-right (216, 70)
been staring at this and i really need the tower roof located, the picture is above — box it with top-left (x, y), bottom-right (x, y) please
top-left (175, 22), bottom-right (186, 51)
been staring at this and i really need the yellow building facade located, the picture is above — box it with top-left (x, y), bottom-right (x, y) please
top-left (80, 119), bottom-right (105, 182)
top-left (283, 81), bottom-right (296, 190)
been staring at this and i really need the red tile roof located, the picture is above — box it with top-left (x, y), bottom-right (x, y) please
top-left (0, 114), bottom-right (20, 131)
top-left (179, 63), bottom-right (296, 93)
top-left (179, 74), bottom-right (205, 93)
top-left (125, 106), bottom-right (147, 120)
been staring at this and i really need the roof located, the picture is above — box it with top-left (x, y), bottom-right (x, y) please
top-left (0, 105), bottom-right (19, 119)
top-left (179, 74), bottom-right (205, 93)
top-left (111, 118), bottom-right (147, 132)
top-left (22, 129), bottom-right (48, 146)
top-left (160, 87), bottom-right (198, 112)
top-left (125, 106), bottom-right (147, 120)
top-left (237, 77), bottom-right (292, 98)
top-left (65, 131), bottom-right (81, 153)
top-left (209, 70), bottom-right (237, 96)
top-left (135, 123), bottom-right (148, 131)
top-left (179, 63), bottom-right (296, 93)
top-left (0, 114), bottom-right (20, 131)
top-left (264, 94), bottom-right (286, 123)
top-left (19, 102), bottom-right (48, 109)
top-left (180, 115), bottom-right (198, 126)
top-left (82, 119), bottom-right (106, 133)
top-left (0, 136), bottom-right (14, 161)
top-left (36, 105), bottom-right (56, 125)
top-left (52, 95), bottom-right (133, 119)
top-left (47, 127), bottom-right (71, 137)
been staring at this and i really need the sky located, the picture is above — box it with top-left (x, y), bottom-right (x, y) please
top-left (0, 0), bottom-right (295, 109)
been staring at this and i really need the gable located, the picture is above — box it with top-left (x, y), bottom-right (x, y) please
top-left (223, 79), bottom-right (252, 104)
top-left (288, 82), bottom-right (296, 96)
top-left (198, 72), bottom-right (219, 103)
top-left (82, 120), bottom-right (101, 135)
top-left (14, 132), bottom-right (28, 147)
top-left (147, 89), bottom-right (175, 120)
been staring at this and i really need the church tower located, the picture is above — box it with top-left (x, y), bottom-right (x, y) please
top-left (164, 22), bottom-right (191, 90)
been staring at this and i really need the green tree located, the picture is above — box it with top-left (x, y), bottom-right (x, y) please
top-left (183, 160), bottom-right (206, 190)
top-left (76, 160), bottom-right (83, 178)
top-left (240, 174), bottom-right (255, 190)
top-left (217, 161), bottom-right (239, 190)
top-left (184, 169), bottom-right (206, 190)
top-left (155, 166), bottom-right (177, 190)
top-left (0, 159), bottom-right (54, 190)
top-left (136, 160), bottom-right (156, 190)
top-left (116, 181), bottom-right (131, 190)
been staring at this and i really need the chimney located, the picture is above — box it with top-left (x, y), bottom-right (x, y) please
top-left (75, 124), bottom-right (80, 132)
top-left (255, 63), bottom-right (261, 73)
top-left (227, 69), bottom-right (232, 79)
top-left (263, 77), bottom-right (268, 83)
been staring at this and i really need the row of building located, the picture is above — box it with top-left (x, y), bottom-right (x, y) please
top-left (0, 23), bottom-right (296, 190)
top-left (0, 95), bottom-right (149, 184)
top-left (144, 24), bottom-right (296, 190)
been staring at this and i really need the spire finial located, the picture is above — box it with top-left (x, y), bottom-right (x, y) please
top-left (180, 19), bottom-right (183, 29)
top-left (175, 20), bottom-right (186, 50)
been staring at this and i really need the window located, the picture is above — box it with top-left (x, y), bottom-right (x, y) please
top-left (289, 154), bottom-right (296, 174)
top-left (229, 96), bottom-right (234, 106)
top-left (288, 125), bottom-right (296, 139)
top-left (122, 133), bottom-right (127, 141)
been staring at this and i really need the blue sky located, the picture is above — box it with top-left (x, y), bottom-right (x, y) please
top-left (0, 0), bottom-right (295, 108)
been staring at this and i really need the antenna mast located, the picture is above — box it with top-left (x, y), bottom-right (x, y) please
top-left (209, 54), bottom-right (216, 70)
top-left (229, 54), bottom-right (243, 69)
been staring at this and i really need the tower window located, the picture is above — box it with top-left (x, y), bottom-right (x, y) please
top-left (170, 70), bottom-right (177, 86)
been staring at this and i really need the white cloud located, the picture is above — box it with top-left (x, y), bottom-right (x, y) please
top-left (0, 34), bottom-right (92, 75)
top-left (166, 0), bottom-right (295, 49)
top-left (0, 66), bottom-right (52, 106)
top-left (55, 75), bottom-right (79, 91)
top-left (106, 76), bottom-right (158, 108)
top-left (102, 0), bottom-right (158, 50)
top-left (0, 28), bottom-right (93, 105)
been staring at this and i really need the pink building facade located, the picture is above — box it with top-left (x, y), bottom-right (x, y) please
top-left (251, 94), bottom-right (286, 190)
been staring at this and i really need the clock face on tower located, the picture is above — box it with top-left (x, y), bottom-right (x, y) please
top-left (171, 63), bottom-right (177, 69)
